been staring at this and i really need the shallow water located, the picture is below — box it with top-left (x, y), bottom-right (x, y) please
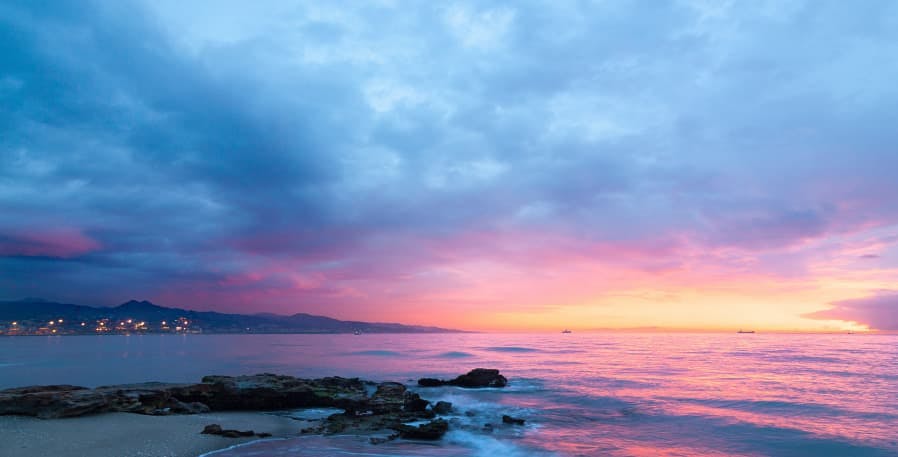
top-left (1, 333), bottom-right (896, 456)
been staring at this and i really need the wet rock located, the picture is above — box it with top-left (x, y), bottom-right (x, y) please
top-left (169, 399), bottom-right (210, 414)
top-left (1, 374), bottom-right (370, 419)
top-left (201, 423), bottom-right (258, 438)
top-left (433, 401), bottom-right (453, 415)
top-left (417, 378), bottom-right (444, 387)
top-left (502, 414), bottom-right (525, 425)
top-left (394, 419), bottom-right (449, 440)
top-left (404, 392), bottom-right (430, 412)
top-left (0, 385), bottom-right (110, 419)
top-left (201, 424), bottom-right (223, 435)
top-left (368, 382), bottom-right (407, 414)
top-left (1, 372), bottom-right (466, 441)
top-left (220, 429), bottom-right (255, 438)
top-left (417, 369), bottom-right (508, 389)
top-left (323, 405), bottom-right (435, 436)
top-left (181, 374), bottom-right (369, 411)
top-left (451, 369), bottom-right (507, 388)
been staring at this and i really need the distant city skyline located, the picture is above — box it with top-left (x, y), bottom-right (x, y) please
top-left (2, 1), bottom-right (897, 332)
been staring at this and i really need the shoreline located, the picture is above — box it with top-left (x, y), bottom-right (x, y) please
top-left (0, 411), bottom-right (310, 457)
top-left (0, 370), bottom-right (510, 456)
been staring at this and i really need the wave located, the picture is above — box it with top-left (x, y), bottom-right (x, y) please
top-left (481, 346), bottom-right (539, 353)
top-left (437, 351), bottom-right (475, 358)
top-left (663, 397), bottom-right (898, 422)
top-left (341, 350), bottom-right (403, 357)
top-left (267, 407), bottom-right (344, 420)
top-left (203, 435), bottom-right (473, 456)
top-left (445, 430), bottom-right (556, 456)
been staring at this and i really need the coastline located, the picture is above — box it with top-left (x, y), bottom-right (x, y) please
top-left (0, 411), bottom-right (308, 457)
top-left (0, 370), bottom-right (510, 456)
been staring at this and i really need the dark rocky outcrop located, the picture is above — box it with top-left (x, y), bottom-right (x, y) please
top-left (200, 423), bottom-right (265, 438)
top-left (322, 382), bottom-right (436, 436)
top-left (502, 414), bottom-right (525, 425)
top-left (394, 419), bottom-right (449, 440)
top-left (1, 372), bottom-right (469, 443)
top-left (417, 368), bottom-right (508, 388)
top-left (0, 374), bottom-right (367, 419)
top-left (433, 401), bottom-right (452, 415)
top-left (201, 424), bottom-right (223, 434)
top-left (417, 378), bottom-right (444, 387)
top-left (0, 385), bottom-right (110, 419)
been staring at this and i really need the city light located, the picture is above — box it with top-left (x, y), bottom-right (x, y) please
top-left (6, 315), bottom-right (200, 335)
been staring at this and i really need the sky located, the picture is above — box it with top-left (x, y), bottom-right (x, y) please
top-left (1, 0), bottom-right (897, 332)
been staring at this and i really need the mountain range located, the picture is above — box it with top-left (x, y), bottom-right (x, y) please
top-left (0, 298), bottom-right (459, 334)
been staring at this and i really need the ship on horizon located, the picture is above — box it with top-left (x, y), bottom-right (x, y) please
top-left (738, 329), bottom-right (755, 334)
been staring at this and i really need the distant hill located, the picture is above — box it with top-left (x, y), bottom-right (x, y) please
top-left (0, 299), bottom-right (460, 335)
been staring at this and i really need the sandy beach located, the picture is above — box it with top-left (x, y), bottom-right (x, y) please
top-left (0, 412), bottom-right (308, 457)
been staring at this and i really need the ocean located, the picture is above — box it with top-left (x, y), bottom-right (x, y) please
top-left (1, 333), bottom-right (896, 456)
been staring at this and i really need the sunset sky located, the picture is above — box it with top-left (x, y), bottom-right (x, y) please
top-left (1, 1), bottom-right (897, 332)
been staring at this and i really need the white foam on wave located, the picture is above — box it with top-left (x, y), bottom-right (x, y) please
top-left (197, 437), bottom-right (288, 457)
top-left (445, 430), bottom-right (557, 457)
top-left (270, 407), bottom-right (344, 420)
top-left (199, 435), bottom-right (473, 457)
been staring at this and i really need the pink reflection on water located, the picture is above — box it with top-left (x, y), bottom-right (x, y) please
top-left (2, 333), bottom-right (896, 456)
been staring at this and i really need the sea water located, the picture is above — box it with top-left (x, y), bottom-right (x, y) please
top-left (1, 333), bottom-right (896, 456)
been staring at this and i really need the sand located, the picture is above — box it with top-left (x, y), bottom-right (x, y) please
top-left (0, 412), bottom-right (312, 457)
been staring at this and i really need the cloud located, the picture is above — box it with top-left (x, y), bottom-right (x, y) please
top-left (0, 0), bottom-right (897, 325)
top-left (804, 291), bottom-right (898, 330)
top-left (0, 228), bottom-right (100, 258)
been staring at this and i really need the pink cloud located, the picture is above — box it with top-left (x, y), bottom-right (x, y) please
top-left (804, 290), bottom-right (898, 330)
top-left (0, 228), bottom-right (101, 258)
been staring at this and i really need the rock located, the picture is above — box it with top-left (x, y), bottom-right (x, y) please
top-left (433, 401), bottom-right (452, 415)
top-left (181, 374), bottom-right (369, 412)
top-left (483, 423), bottom-right (494, 432)
top-left (1, 372), bottom-right (459, 444)
top-left (417, 378), bottom-right (444, 387)
top-left (417, 369), bottom-right (507, 389)
top-left (403, 392), bottom-right (430, 412)
top-left (170, 400), bottom-right (210, 414)
top-left (0, 374), bottom-right (370, 419)
top-left (220, 429), bottom-right (255, 438)
top-left (502, 414), bottom-right (525, 425)
top-left (451, 369), bottom-right (507, 388)
top-left (368, 382), bottom-right (407, 414)
top-left (394, 419), bottom-right (449, 440)
top-left (0, 385), bottom-right (110, 419)
top-left (201, 424), bottom-right (223, 435)
top-left (200, 424), bottom-right (255, 438)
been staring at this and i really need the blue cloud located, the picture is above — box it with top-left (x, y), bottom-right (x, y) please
top-left (1, 0), bottom-right (897, 311)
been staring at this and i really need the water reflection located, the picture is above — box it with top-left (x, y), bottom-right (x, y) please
top-left (1, 333), bottom-right (896, 456)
